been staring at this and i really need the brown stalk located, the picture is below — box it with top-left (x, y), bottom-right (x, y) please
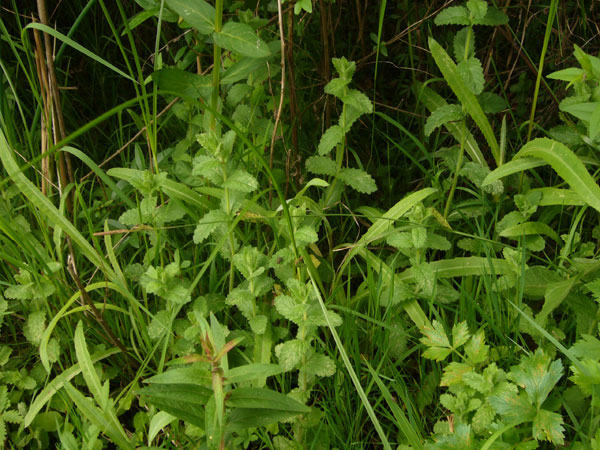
top-left (35, 0), bottom-right (74, 212)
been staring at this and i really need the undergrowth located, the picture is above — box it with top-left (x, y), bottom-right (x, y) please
top-left (1, 0), bottom-right (600, 448)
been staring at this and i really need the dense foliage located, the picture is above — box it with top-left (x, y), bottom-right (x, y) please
top-left (1, 0), bottom-right (600, 448)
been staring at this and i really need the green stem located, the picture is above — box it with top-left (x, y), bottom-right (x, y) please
top-left (210, 0), bottom-right (224, 132)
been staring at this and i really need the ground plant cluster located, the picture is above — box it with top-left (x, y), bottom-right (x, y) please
top-left (1, 0), bottom-right (600, 448)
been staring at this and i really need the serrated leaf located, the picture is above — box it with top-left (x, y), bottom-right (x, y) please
top-left (274, 295), bottom-right (304, 324)
top-left (467, 0), bottom-right (487, 20)
top-left (302, 352), bottom-right (336, 377)
top-left (532, 409), bottom-right (565, 444)
top-left (421, 320), bottom-right (451, 361)
top-left (306, 156), bottom-right (337, 176)
top-left (226, 288), bottom-right (254, 319)
top-left (510, 349), bottom-right (563, 408)
top-left (249, 315), bottom-right (267, 335)
top-left (275, 339), bottom-right (309, 371)
top-left (434, 6), bottom-right (470, 25)
top-left (194, 209), bottom-right (228, 243)
top-left (24, 311), bottom-right (46, 345)
top-left (489, 389), bottom-right (534, 420)
top-left (148, 310), bottom-right (171, 341)
top-left (425, 104), bottom-right (464, 137)
top-left (332, 57), bottom-right (356, 81)
top-left (452, 322), bottom-right (470, 348)
top-left (318, 125), bottom-right (344, 156)
top-left (474, 7), bottom-right (509, 26)
top-left (222, 169), bottom-right (258, 193)
top-left (213, 22), bottom-right (271, 58)
top-left (441, 362), bottom-right (473, 386)
top-left (338, 168), bottom-right (377, 194)
top-left (454, 27), bottom-right (475, 61)
top-left (571, 334), bottom-right (600, 360)
top-left (458, 57), bottom-right (485, 95)
top-left (342, 90), bottom-right (373, 115)
top-left (463, 372), bottom-right (493, 393)
top-left (464, 329), bottom-right (489, 365)
top-left (166, 0), bottom-right (215, 34)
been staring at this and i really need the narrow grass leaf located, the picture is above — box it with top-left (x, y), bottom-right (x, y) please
top-left (24, 349), bottom-right (120, 427)
top-left (24, 23), bottom-right (135, 82)
top-left (74, 321), bottom-right (105, 409)
top-left (0, 130), bottom-right (114, 279)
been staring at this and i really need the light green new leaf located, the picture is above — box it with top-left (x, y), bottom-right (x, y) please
top-left (148, 411), bottom-right (176, 446)
top-left (429, 38), bottom-right (501, 166)
top-left (514, 138), bottom-right (600, 213)
top-left (537, 278), bottom-right (577, 325)
top-left (213, 22), bottom-right (271, 58)
top-left (166, 0), bottom-right (215, 34)
top-left (452, 322), bottom-right (471, 348)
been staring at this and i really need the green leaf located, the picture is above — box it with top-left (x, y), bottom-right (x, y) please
top-left (275, 339), bottom-right (309, 371)
top-left (294, 0), bottom-right (312, 14)
top-left (499, 221), bottom-right (562, 243)
top-left (318, 125), bottom-right (344, 156)
top-left (434, 6), bottom-right (470, 25)
top-left (571, 335), bottom-right (600, 360)
top-left (458, 57), bottom-right (485, 95)
top-left (421, 320), bottom-right (451, 361)
top-left (537, 278), bottom-right (577, 325)
top-left (428, 38), bottom-right (501, 166)
top-left (194, 209), bottom-right (228, 243)
top-left (474, 7), bottom-right (509, 26)
top-left (547, 67), bottom-right (584, 83)
top-left (138, 384), bottom-right (210, 427)
top-left (0, 130), bottom-right (115, 280)
top-left (302, 352), bottom-right (336, 377)
top-left (227, 387), bottom-right (310, 412)
top-left (306, 156), bottom-right (337, 176)
top-left (467, 0), bottom-right (487, 20)
top-left (453, 27), bottom-right (475, 61)
top-left (481, 157), bottom-right (546, 186)
top-left (514, 138), bottom-right (600, 213)
top-left (148, 411), bottom-right (177, 446)
top-left (452, 322), bottom-right (470, 348)
top-left (165, 0), bottom-right (215, 34)
top-left (249, 315), bottom-right (268, 334)
top-left (477, 92), bottom-right (508, 114)
top-left (24, 311), bottom-right (46, 345)
top-left (225, 364), bottom-right (283, 385)
top-left (338, 168), bottom-right (377, 194)
top-left (221, 55), bottom-right (270, 84)
top-left (532, 409), bottom-right (565, 444)
top-left (63, 382), bottom-right (134, 450)
top-left (342, 90), bottom-right (373, 115)
top-left (74, 322), bottom-right (106, 410)
top-left (222, 169), bottom-right (258, 193)
top-left (489, 389), bottom-right (534, 421)
top-left (213, 22), bottom-right (271, 58)
top-left (413, 83), bottom-right (486, 166)
top-left (510, 349), bottom-right (563, 408)
top-left (152, 68), bottom-right (212, 99)
top-left (424, 104), bottom-right (464, 137)
top-left (464, 329), bottom-right (489, 365)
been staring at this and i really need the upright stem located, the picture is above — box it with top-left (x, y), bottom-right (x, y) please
top-left (210, 0), bottom-right (224, 132)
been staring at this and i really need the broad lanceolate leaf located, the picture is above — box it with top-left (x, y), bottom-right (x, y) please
top-left (424, 104), bottom-right (464, 137)
top-left (227, 387), bottom-right (310, 412)
top-left (222, 169), bottom-right (258, 193)
top-left (434, 6), bottom-right (470, 25)
top-left (428, 38), bottom-right (501, 166)
top-left (514, 138), bottom-right (600, 213)
top-left (306, 156), bottom-right (337, 176)
top-left (194, 210), bottom-right (229, 243)
top-left (165, 0), bottom-right (215, 34)
top-left (213, 22), bottom-right (271, 58)
top-left (457, 57), bottom-right (485, 95)
top-left (318, 125), bottom-right (344, 156)
top-left (338, 168), bottom-right (377, 194)
top-left (138, 384), bottom-right (210, 427)
top-left (152, 68), bottom-right (212, 99)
